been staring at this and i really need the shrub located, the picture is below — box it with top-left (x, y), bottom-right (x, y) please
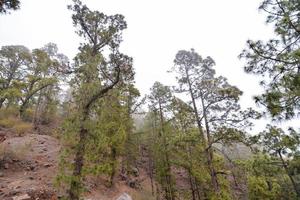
top-left (0, 107), bottom-right (19, 120)
top-left (0, 141), bottom-right (32, 165)
top-left (0, 117), bottom-right (16, 128)
top-left (13, 122), bottom-right (32, 136)
top-left (0, 143), bottom-right (11, 160)
top-left (22, 108), bottom-right (34, 122)
top-left (0, 111), bottom-right (32, 136)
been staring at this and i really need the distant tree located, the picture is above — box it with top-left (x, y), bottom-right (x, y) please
top-left (0, 43), bottom-right (66, 121)
top-left (18, 47), bottom-right (59, 118)
top-left (32, 43), bottom-right (68, 128)
top-left (0, 0), bottom-right (20, 14)
top-left (172, 49), bottom-right (256, 196)
top-left (256, 125), bottom-right (300, 197)
top-left (148, 81), bottom-right (176, 200)
top-left (121, 83), bottom-right (144, 177)
top-left (169, 97), bottom-right (206, 200)
top-left (240, 0), bottom-right (300, 121)
top-left (171, 49), bottom-right (206, 142)
top-left (0, 45), bottom-right (31, 108)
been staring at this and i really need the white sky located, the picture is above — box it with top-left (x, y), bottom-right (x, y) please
top-left (0, 0), bottom-right (297, 133)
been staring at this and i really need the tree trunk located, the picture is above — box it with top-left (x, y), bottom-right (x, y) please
top-left (19, 102), bottom-right (27, 119)
top-left (33, 90), bottom-right (42, 130)
top-left (0, 98), bottom-right (5, 108)
top-left (184, 68), bottom-right (205, 142)
top-left (68, 110), bottom-right (89, 200)
top-left (158, 100), bottom-right (175, 200)
top-left (188, 169), bottom-right (196, 200)
top-left (148, 150), bottom-right (155, 195)
top-left (200, 93), bottom-right (220, 193)
top-left (195, 179), bottom-right (206, 200)
top-left (109, 147), bottom-right (117, 187)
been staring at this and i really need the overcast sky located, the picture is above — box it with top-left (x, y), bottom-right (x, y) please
top-left (1, 0), bottom-right (296, 132)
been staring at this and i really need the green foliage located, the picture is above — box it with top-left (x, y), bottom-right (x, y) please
top-left (0, 109), bottom-right (32, 136)
top-left (0, 0), bottom-right (20, 14)
top-left (257, 125), bottom-right (300, 157)
top-left (240, 0), bottom-right (300, 120)
top-left (240, 154), bottom-right (297, 200)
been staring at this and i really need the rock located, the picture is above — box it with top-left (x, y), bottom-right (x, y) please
top-left (0, 172), bottom-right (4, 177)
top-left (116, 193), bottom-right (132, 200)
top-left (26, 166), bottom-right (33, 171)
top-left (4, 163), bottom-right (9, 169)
top-left (128, 179), bottom-right (136, 188)
top-left (9, 190), bottom-right (18, 196)
top-left (28, 176), bottom-right (34, 180)
top-left (12, 194), bottom-right (31, 200)
top-left (131, 167), bottom-right (139, 177)
top-left (0, 133), bottom-right (6, 143)
top-left (7, 158), bottom-right (13, 163)
top-left (119, 173), bottom-right (127, 181)
top-left (43, 163), bottom-right (52, 168)
top-left (27, 188), bottom-right (56, 200)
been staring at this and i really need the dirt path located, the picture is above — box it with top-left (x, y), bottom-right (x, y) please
top-left (0, 134), bottom-right (60, 199)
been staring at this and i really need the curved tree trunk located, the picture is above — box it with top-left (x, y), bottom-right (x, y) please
top-left (68, 109), bottom-right (89, 200)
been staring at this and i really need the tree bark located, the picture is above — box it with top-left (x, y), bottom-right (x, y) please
top-left (158, 100), bottom-right (175, 200)
top-left (0, 98), bottom-right (5, 108)
top-left (184, 68), bottom-right (205, 142)
top-left (199, 92), bottom-right (220, 193)
top-left (68, 110), bottom-right (89, 200)
top-left (188, 169), bottom-right (197, 200)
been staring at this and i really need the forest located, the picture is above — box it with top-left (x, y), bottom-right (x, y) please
top-left (0, 0), bottom-right (299, 200)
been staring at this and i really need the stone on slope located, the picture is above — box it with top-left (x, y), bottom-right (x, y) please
top-left (12, 194), bottom-right (31, 200)
top-left (116, 192), bottom-right (132, 200)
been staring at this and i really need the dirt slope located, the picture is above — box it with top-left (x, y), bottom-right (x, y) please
top-left (0, 133), bottom-right (59, 199)
top-left (0, 130), bottom-right (153, 200)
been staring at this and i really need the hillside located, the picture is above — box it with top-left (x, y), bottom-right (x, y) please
top-left (0, 127), bottom-right (155, 200)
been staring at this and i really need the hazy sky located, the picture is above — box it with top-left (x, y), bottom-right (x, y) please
top-left (1, 0), bottom-right (295, 132)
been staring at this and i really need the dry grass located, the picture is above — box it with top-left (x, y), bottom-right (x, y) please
top-left (13, 122), bottom-right (32, 136)
top-left (130, 190), bottom-right (156, 200)
top-left (0, 140), bottom-right (32, 161)
top-left (0, 117), bottom-right (16, 128)
top-left (0, 107), bottom-right (19, 119)
top-left (129, 179), bottom-right (156, 200)
top-left (0, 108), bottom-right (33, 136)
top-left (0, 117), bottom-right (32, 136)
